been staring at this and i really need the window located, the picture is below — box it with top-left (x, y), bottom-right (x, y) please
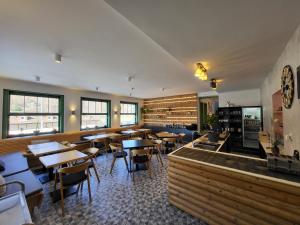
top-left (120, 102), bottom-right (138, 126)
top-left (80, 97), bottom-right (111, 130)
top-left (2, 90), bottom-right (64, 138)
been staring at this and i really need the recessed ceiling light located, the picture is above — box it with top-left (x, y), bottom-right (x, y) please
top-left (55, 54), bottom-right (62, 63)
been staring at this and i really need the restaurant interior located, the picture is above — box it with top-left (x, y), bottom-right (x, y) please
top-left (0, 0), bottom-right (300, 225)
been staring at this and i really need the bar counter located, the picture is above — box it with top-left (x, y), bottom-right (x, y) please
top-left (168, 140), bottom-right (300, 225)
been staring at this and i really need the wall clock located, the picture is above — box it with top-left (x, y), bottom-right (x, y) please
top-left (281, 65), bottom-right (294, 109)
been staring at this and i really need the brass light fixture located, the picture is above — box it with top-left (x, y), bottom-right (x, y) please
top-left (194, 62), bottom-right (208, 81)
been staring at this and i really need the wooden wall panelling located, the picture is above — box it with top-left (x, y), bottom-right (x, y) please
top-left (143, 93), bottom-right (198, 126)
top-left (0, 125), bottom-right (141, 154)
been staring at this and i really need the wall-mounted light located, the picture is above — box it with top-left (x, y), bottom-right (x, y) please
top-left (114, 110), bottom-right (118, 115)
top-left (210, 79), bottom-right (217, 89)
top-left (71, 110), bottom-right (76, 115)
top-left (194, 62), bottom-right (208, 81)
top-left (55, 54), bottom-right (62, 63)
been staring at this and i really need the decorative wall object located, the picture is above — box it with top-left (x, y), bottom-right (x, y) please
top-left (143, 93), bottom-right (198, 126)
top-left (281, 65), bottom-right (294, 109)
top-left (297, 65), bottom-right (300, 99)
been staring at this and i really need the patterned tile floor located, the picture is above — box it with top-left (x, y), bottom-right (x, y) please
top-left (32, 153), bottom-right (206, 225)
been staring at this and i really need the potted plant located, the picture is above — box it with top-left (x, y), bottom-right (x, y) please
top-left (205, 114), bottom-right (220, 142)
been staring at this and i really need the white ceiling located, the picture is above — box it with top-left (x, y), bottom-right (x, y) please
top-left (0, 0), bottom-right (300, 98)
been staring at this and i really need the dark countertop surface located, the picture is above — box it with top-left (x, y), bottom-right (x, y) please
top-left (171, 147), bottom-right (300, 185)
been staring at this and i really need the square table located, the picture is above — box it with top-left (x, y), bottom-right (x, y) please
top-left (28, 141), bottom-right (70, 157)
top-left (39, 150), bottom-right (87, 169)
top-left (83, 133), bottom-right (121, 141)
top-left (121, 130), bottom-right (139, 135)
top-left (122, 139), bottom-right (155, 172)
top-left (156, 132), bottom-right (179, 139)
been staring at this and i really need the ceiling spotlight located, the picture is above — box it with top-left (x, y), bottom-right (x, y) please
top-left (210, 79), bottom-right (217, 90)
top-left (127, 76), bottom-right (133, 82)
top-left (161, 87), bottom-right (166, 92)
top-left (35, 75), bottom-right (40, 82)
top-left (131, 87), bottom-right (135, 91)
top-left (194, 62), bottom-right (208, 81)
top-left (96, 86), bottom-right (99, 92)
top-left (130, 93), bottom-right (132, 97)
top-left (55, 54), bottom-right (62, 63)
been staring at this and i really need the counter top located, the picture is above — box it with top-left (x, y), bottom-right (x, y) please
top-left (169, 145), bottom-right (300, 186)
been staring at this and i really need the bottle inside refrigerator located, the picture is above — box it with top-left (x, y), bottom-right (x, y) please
top-left (242, 107), bottom-right (262, 149)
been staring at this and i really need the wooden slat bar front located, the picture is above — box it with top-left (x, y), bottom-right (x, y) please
top-left (168, 155), bottom-right (300, 225)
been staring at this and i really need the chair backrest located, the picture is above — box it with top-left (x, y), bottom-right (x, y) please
top-left (163, 138), bottom-right (177, 143)
top-left (109, 143), bottom-right (123, 152)
top-left (31, 139), bottom-right (49, 145)
top-left (85, 147), bottom-right (100, 157)
top-left (58, 162), bottom-right (89, 174)
top-left (130, 137), bottom-right (142, 140)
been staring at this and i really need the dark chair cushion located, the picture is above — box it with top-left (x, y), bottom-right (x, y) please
top-left (5, 170), bottom-right (43, 197)
top-left (0, 152), bottom-right (29, 177)
top-left (165, 142), bottom-right (175, 148)
top-left (113, 151), bottom-right (128, 158)
top-left (0, 160), bottom-right (5, 172)
top-left (133, 155), bottom-right (149, 164)
top-left (62, 171), bottom-right (87, 187)
top-left (151, 149), bottom-right (159, 154)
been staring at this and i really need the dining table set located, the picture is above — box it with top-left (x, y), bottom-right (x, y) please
top-left (26, 129), bottom-right (180, 200)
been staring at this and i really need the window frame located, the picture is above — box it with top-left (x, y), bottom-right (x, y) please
top-left (2, 89), bottom-right (64, 139)
top-left (80, 97), bottom-right (111, 130)
top-left (120, 101), bottom-right (138, 127)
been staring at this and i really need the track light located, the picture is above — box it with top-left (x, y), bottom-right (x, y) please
top-left (210, 79), bottom-right (217, 89)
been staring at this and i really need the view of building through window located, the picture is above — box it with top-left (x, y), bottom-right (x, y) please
top-left (120, 102), bottom-right (137, 126)
top-left (8, 94), bottom-right (60, 136)
top-left (81, 98), bottom-right (110, 129)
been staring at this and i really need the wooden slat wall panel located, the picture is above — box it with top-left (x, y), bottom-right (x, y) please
top-left (0, 125), bottom-right (140, 154)
top-left (168, 156), bottom-right (300, 225)
top-left (143, 93), bottom-right (198, 126)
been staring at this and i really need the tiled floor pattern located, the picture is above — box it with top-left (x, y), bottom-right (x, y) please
top-left (33, 153), bottom-right (206, 225)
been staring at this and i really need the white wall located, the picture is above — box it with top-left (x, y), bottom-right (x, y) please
top-left (218, 89), bottom-right (261, 107)
top-left (0, 77), bottom-right (143, 138)
top-left (261, 25), bottom-right (300, 155)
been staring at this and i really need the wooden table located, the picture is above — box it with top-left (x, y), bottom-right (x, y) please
top-left (121, 130), bottom-right (139, 135)
top-left (122, 139), bottom-right (155, 172)
top-left (83, 133), bottom-right (121, 141)
top-left (135, 128), bottom-right (151, 133)
top-left (39, 150), bottom-right (87, 169)
top-left (28, 141), bottom-right (70, 157)
top-left (156, 132), bottom-right (179, 139)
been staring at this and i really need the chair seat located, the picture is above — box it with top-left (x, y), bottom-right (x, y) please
top-left (62, 171), bottom-right (87, 186)
top-left (113, 151), bottom-right (128, 158)
top-left (165, 142), bottom-right (175, 148)
top-left (133, 155), bottom-right (149, 163)
top-left (151, 148), bottom-right (159, 154)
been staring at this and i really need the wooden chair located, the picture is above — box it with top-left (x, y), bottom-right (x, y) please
top-left (58, 162), bottom-right (92, 216)
top-left (178, 133), bottom-right (186, 146)
top-left (163, 137), bottom-right (177, 153)
top-left (130, 137), bottom-right (142, 140)
top-left (91, 138), bottom-right (109, 156)
top-left (109, 143), bottom-right (129, 174)
top-left (131, 149), bottom-right (152, 182)
top-left (83, 147), bottom-right (100, 183)
top-left (148, 139), bottom-right (163, 167)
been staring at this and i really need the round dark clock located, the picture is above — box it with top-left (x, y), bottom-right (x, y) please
top-left (281, 65), bottom-right (294, 109)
